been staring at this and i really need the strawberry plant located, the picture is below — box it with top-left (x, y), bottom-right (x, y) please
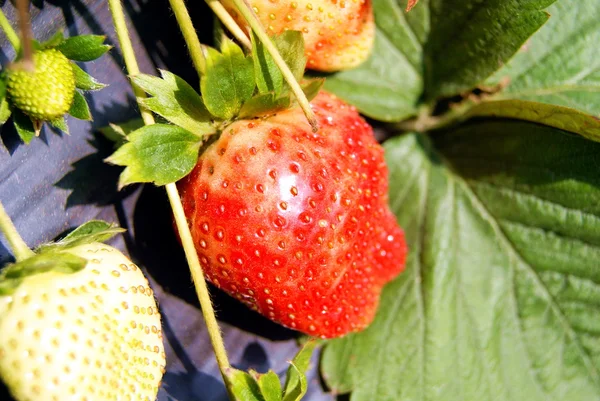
top-left (0, 0), bottom-right (599, 400)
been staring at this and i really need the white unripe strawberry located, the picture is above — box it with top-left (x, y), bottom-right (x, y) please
top-left (0, 242), bottom-right (166, 401)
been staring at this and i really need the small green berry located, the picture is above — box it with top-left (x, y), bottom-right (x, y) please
top-left (6, 49), bottom-right (76, 121)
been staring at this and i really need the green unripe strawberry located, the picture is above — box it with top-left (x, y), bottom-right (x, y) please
top-left (6, 49), bottom-right (76, 121)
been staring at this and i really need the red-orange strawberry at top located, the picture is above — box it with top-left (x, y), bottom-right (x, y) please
top-left (178, 92), bottom-right (407, 338)
top-left (221, 0), bottom-right (375, 72)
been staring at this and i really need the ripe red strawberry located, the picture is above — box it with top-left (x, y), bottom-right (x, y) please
top-left (0, 242), bottom-right (166, 401)
top-left (178, 91), bottom-right (407, 338)
top-left (221, 0), bottom-right (375, 72)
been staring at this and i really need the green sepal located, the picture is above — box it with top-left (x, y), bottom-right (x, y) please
top-left (226, 369), bottom-right (265, 401)
top-left (0, 98), bottom-right (11, 125)
top-left (256, 371), bottom-right (283, 401)
top-left (201, 38), bottom-right (255, 120)
top-left (98, 118), bottom-right (144, 147)
top-left (239, 92), bottom-right (291, 119)
top-left (252, 31), bottom-right (305, 96)
top-left (68, 91), bottom-right (92, 120)
top-left (0, 251), bottom-right (87, 295)
top-left (56, 34), bottom-right (111, 62)
top-left (12, 108), bottom-right (36, 144)
top-left (49, 116), bottom-right (69, 134)
top-left (0, 76), bottom-right (6, 102)
top-left (132, 70), bottom-right (216, 135)
top-left (299, 79), bottom-right (325, 103)
top-left (38, 220), bottom-right (125, 252)
top-left (40, 30), bottom-right (66, 49)
top-left (106, 124), bottom-right (203, 188)
top-left (282, 340), bottom-right (316, 401)
top-left (72, 63), bottom-right (107, 91)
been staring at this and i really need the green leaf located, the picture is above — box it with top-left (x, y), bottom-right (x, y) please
top-left (465, 99), bottom-right (600, 142)
top-left (424, 0), bottom-right (557, 100)
top-left (40, 30), bottom-right (65, 49)
top-left (201, 39), bottom-right (255, 120)
top-left (485, 0), bottom-right (600, 118)
top-left (0, 76), bottom-right (6, 102)
top-left (227, 369), bottom-right (265, 401)
top-left (252, 31), bottom-right (305, 95)
top-left (106, 124), bottom-right (202, 188)
top-left (0, 98), bottom-right (11, 125)
top-left (12, 108), bottom-right (36, 144)
top-left (48, 116), bottom-right (69, 134)
top-left (0, 251), bottom-right (87, 295)
top-left (322, 121), bottom-right (600, 400)
top-left (98, 118), bottom-right (144, 146)
top-left (238, 93), bottom-right (291, 119)
top-left (132, 71), bottom-right (215, 136)
top-left (68, 91), bottom-right (92, 120)
top-left (56, 34), bottom-right (111, 61)
top-left (300, 79), bottom-right (324, 103)
top-left (283, 340), bottom-right (316, 401)
top-left (323, 24), bottom-right (423, 122)
top-left (39, 220), bottom-right (125, 251)
top-left (72, 63), bottom-right (107, 91)
top-left (257, 371), bottom-right (283, 401)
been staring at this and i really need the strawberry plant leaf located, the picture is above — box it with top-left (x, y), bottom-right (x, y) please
top-left (227, 369), bottom-right (265, 401)
top-left (132, 71), bottom-right (215, 136)
top-left (49, 116), bottom-right (69, 134)
top-left (40, 30), bottom-right (65, 49)
top-left (72, 64), bottom-right (107, 91)
top-left (282, 340), bottom-right (315, 401)
top-left (11, 108), bottom-right (36, 144)
top-left (257, 371), bottom-right (283, 401)
top-left (322, 121), bottom-right (600, 401)
top-left (201, 39), bottom-right (255, 120)
top-left (300, 79), bottom-right (324, 103)
top-left (0, 98), bottom-right (11, 125)
top-left (484, 0), bottom-right (600, 121)
top-left (68, 91), bottom-right (92, 120)
top-left (41, 220), bottom-right (126, 250)
top-left (106, 124), bottom-right (203, 188)
top-left (0, 251), bottom-right (87, 295)
top-left (252, 32), bottom-right (284, 95)
top-left (252, 30), bottom-right (306, 95)
top-left (56, 34), bottom-right (111, 62)
top-left (98, 118), bottom-right (144, 147)
top-left (323, 0), bottom-right (425, 122)
top-left (238, 93), bottom-right (291, 119)
top-left (424, 0), bottom-right (557, 100)
top-left (464, 100), bottom-right (600, 142)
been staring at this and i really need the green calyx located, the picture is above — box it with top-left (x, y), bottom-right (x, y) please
top-left (107, 32), bottom-right (324, 189)
top-left (6, 49), bottom-right (76, 121)
top-left (0, 220), bottom-right (124, 296)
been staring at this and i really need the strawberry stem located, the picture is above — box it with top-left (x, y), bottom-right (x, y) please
top-left (0, 9), bottom-right (21, 52)
top-left (15, 0), bottom-right (33, 70)
top-left (107, 0), bottom-right (154, 126)
top-left (167, 0), bottom-right (207, 76)
top-left (0, 201), bottom-right (35, 262)
top-left (107, 0), bottom-right (233, 384)
top-left (205, 0), bottom-right (252, 50)
top-left (227, 0), bottom-right (320, 132)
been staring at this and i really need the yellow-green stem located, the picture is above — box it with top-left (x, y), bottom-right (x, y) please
top-left (107, 0), bottom-right (154, 126)
top-left (205, 0), bottom-right (251, 50)
top-left (165, 184), bottom-right (231, 373)
top-left (0, 201), bottom-right (34, 262)
top-left (229, 0), bottom-right (319, 132)
top-left (107, 0), bottom-right (232, 378)
top-left (168, 0), bottom-right (207, 76)
top-left (0, 9), bottom-right (20, 52)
